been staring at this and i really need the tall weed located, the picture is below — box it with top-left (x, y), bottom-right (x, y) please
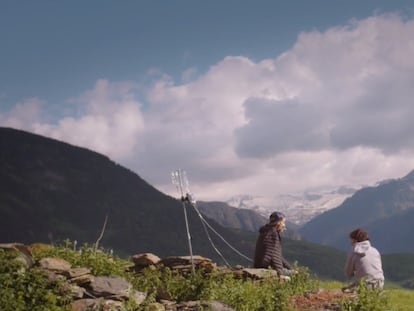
top-left (341, 281), bottom-right (389, 311)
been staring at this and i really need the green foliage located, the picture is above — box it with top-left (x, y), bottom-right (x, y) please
top-left (131, 265), bottom-right (318, 311)
top-left (32, 239), bottom-right (133, 277)
top-left (3, 243), bottom-right (412, 311)
top-left (129, 267), bottom-right (162, 303)
top-left (340, 281), bottom-right (389, 311)
top-left (0, 249), bottom-right (72, 311)
top-left (287, 265), bottom-right (320, 296)
top-left (214, 274), bottom-right (290, 311)
top-left (164, 268), bottom-right (212, 302)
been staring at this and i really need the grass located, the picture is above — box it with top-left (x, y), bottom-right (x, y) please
top-left (319, 280), bottom-right (414, 311)
top-left (386, 289), bottom-right (414, 311)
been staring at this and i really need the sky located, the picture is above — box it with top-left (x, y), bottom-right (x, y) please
top-left (1, 1), bottom-right (414, 201)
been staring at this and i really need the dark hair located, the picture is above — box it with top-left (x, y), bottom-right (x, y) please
top-left (349, 228), bottom-right (369, 242)
top-left (269, 211), bottom-right (285, 225)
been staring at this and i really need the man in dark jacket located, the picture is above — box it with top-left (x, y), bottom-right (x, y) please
top-left (254, 211), bottom-right (293, 276)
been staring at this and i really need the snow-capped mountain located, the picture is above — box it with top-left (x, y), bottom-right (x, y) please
top-left (226, 186), bottom-right (359, 226)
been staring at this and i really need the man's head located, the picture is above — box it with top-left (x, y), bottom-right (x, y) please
top-left (269, 211), bottom-right (286, 231)
top-left (349, 228), bottom-right (369, 243)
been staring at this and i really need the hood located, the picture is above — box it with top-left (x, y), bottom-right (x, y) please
top-left (353, 240), bottom-right (371, 256)
top-left (259, 224), bottom-right (274, 234)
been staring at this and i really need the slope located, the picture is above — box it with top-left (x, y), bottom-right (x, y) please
top-left (299, 170), bottom-right (414, 253)
top-left (0, 127), bottom-right (254, 265)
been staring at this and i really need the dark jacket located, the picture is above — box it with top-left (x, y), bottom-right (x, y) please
top-left (253, 224), bottom-right (291, 273)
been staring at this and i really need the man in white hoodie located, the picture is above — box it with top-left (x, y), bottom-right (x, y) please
top-left (343, 228), bottom-right (384, 292)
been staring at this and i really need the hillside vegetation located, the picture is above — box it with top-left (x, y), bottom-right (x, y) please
top-left (3, 242), bottom-right (413, 311)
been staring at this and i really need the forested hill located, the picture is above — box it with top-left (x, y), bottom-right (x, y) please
top-left (0, 127), bottom-right (256, 265)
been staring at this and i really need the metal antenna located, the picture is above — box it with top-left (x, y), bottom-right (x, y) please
top-left (172, 170), bottom-right (253, 267)
top-left (171, 169), bottom-right (195, 274)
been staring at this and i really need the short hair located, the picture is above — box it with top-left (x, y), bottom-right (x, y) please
top-left (349, 228), bottom-right (369, 242)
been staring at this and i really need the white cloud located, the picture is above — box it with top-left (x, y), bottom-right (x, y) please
top-left (0, 98), bottom-right (43, 127)
top-left (235, 14), bottom-right (414, 157)
top-left (141, 14), bottom-right (414, 199)
top-left (2, 80), bottom-right (145, 160)
top-left (2, 14), bottom-right (414, 201)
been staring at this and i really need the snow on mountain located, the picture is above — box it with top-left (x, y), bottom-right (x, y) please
top-left (226, 186), bottom-right (359, 226)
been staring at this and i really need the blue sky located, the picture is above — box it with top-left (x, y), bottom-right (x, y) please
top-left (1, 1), bottom-right (414, 200)
top-left (3, 1), bottom-right (411, 106)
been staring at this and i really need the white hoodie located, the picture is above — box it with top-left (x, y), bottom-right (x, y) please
top-left (344, 240), bottom-right (384, 283)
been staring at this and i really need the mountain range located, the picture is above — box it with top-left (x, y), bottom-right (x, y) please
top-left (197, 201), bottom-right (301, 239)
top-left (226, 186), bottom-right (357, 225)
top-left (300, 170), bottom-right (414, 253)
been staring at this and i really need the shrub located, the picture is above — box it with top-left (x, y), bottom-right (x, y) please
top-left (341, 280), bottom-right (389, 311)
top-left (131, 264), bottom-right (317, 311)
top-left (0, 249), bottom-right (72, 311)
top-left (32, 239), bottom-right (132, 277)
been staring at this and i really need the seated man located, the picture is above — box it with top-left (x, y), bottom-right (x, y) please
top-left (343, 228), bottom-right (384, 292)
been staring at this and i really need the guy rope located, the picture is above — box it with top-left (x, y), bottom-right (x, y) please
top-left (171, 169), bottom-right (253, 272)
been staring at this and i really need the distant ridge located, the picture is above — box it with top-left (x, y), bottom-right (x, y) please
top-left (197, 201), bottom-right (267, 232)
top-left (300, 170), bottom-right (414, 253)
top-left (197, 201), bottom-right (301, 239)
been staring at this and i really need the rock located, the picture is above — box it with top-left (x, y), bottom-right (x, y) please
top-left (63, 267), bottom-right (91, 278)
top-left (72, 296), bottom-right (135, 310)
top-left (132, 253), bottom-right (161, 272)
top-left (208, 301), bottom-right (236, 311)
top-left (87, 276), bottom-right (132, 299)
top-left (241, 268), bottom-right (278, 279)
top-left (69, 273), bottom-right (95, 286)
top-left (69, 284), bottom-right (86, 299)
top-left (158, 255), bottom-right (217, 273)
top-left (132, 253), bottom-right (161, 265)
top-left (175, 300), bottom-right (201, 310)
top-left (174, 300), bottom-right (235, 311)
top-left (130, 289), bottom-right (147, 305)
top-left (0, 243), bottom-right (35, 268)
top-left (38, 257), bottom-right (71, 271)
top-left (102, 299), bottom-right (124, 311)
top-left (71, 298), bottom-right (101, 311)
